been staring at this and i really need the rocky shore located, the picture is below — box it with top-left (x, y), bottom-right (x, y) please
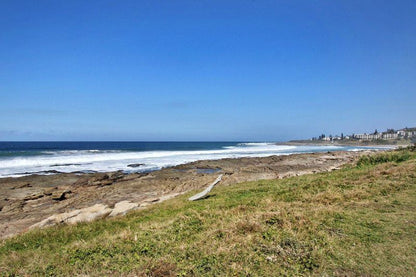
top-left (0, 150), bottom-right (378, 239)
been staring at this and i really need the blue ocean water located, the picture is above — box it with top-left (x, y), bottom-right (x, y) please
top-left (0, 141), bottom-right (390, 178)
top-left (0, 142), bottom-right (239, 158)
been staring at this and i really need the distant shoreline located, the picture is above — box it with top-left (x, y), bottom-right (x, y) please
top-left (278, 139), bottom-right (411, 147)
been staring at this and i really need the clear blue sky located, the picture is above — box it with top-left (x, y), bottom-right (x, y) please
top-left (1, 0), bottom-right (415, 141)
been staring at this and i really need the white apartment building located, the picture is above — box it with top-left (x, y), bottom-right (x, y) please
top-left (382, 133), bottom-right (398, 140)
top-left (354, 133), bottom-right (382, 140)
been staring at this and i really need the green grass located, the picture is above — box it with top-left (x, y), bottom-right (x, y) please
top-left (1, 148), bottom-right (416, 276)
top-left (356, 151), bottom-right (411, 167)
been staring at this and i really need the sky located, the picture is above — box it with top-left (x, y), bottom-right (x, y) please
top-left (0, 0), bottom-right (415, 141)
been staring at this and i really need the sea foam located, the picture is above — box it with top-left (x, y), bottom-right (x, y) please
top-left (0, 143), bottom-right (386, 178)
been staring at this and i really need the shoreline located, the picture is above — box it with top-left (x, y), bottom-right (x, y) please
top-left (0, 143), bottom-right (395, 179)
top-left (279, 140), bottom-right (410, 147)
top-left (0, 148), bottom-right (387, 239)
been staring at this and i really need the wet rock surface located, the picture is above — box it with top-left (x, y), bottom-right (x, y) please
top-left (127, 163), bottom-right (144, 168)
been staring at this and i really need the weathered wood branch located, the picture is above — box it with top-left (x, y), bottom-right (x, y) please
top-left (188, 174), bottom-right (222, 201)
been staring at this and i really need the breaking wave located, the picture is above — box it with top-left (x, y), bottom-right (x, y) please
top-left (0, 142), bottom-right (388, 178)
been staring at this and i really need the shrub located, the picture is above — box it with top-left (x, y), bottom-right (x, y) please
top-left (357, 151), bottom-right (411, 167)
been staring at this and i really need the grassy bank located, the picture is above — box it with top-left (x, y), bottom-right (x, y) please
top-left (1, 148), bottom-right (415, 276)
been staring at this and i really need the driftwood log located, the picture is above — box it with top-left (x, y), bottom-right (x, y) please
top-left (188, 174), bottom-right (223, 201)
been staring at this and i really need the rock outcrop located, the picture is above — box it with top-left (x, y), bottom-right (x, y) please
top-left (30, 204), bottom-right (112, 229)
top-left (73, 171), bottom-right (125, 187)
top-left (28, 193), bottom-right (184, 230)
top-left (109, 201), bottom-right (139, 217)
top-left (127, 163), bottom-right (144, 168)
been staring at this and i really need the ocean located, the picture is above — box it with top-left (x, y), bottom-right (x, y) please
top-left (0, 141), bottom-right (390, 178)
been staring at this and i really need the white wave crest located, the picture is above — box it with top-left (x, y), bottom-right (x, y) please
top-left (0, 143), bottom-right (384, 178)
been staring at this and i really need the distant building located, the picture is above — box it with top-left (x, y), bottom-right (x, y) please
top-left (382, 133), bottom-right (398, 140)
top-left (397, 130), bottom-right (406, 137)
top-left (354, 133), bottom-right (382, 140)
top-left (398, 129), bottom-right (416, 138)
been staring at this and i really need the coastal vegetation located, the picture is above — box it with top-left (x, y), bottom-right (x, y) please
top-left (1, 147), bottom-right (415, 276)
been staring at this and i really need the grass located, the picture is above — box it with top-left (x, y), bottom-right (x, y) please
top-left (1, 148), bottom-right (416, 276)
top-left (356, 151), bottom-right (411, 167)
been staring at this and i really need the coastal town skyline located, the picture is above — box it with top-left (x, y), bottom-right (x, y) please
top-left (310, 126), bottom-right (416, 142)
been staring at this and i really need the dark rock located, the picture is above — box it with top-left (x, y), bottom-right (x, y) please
top-left (33, 170), bottom-right (62, 174)
top-left (71, 170), bottom-right (97, 174)
top-left (73, 177), bottom-right (90, 186)
top-left (52, 190), bottom-right (72, 201)
top-left (127, 163), bottom-right (144, 168)
top-left (10, 183), bottom-right (32, 190)
top-left (108, 171), bottom-right (124, 180)
top-left (77, 171), bottom-right (124, 186)
top-left (98, 180), bottom-right (113, 186)
top-left (18, 183), bottom-right (32, 189)
top-left (24, 194), bottom-right (44, 201)
top-left (87, 174), bottom-right (109, 185)
top-left (145, 197), bottom-right (160, 203)
top-left (50, 163), bottom-right (82, 167)
top-left (73, 173), bottom-right (119, 187)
